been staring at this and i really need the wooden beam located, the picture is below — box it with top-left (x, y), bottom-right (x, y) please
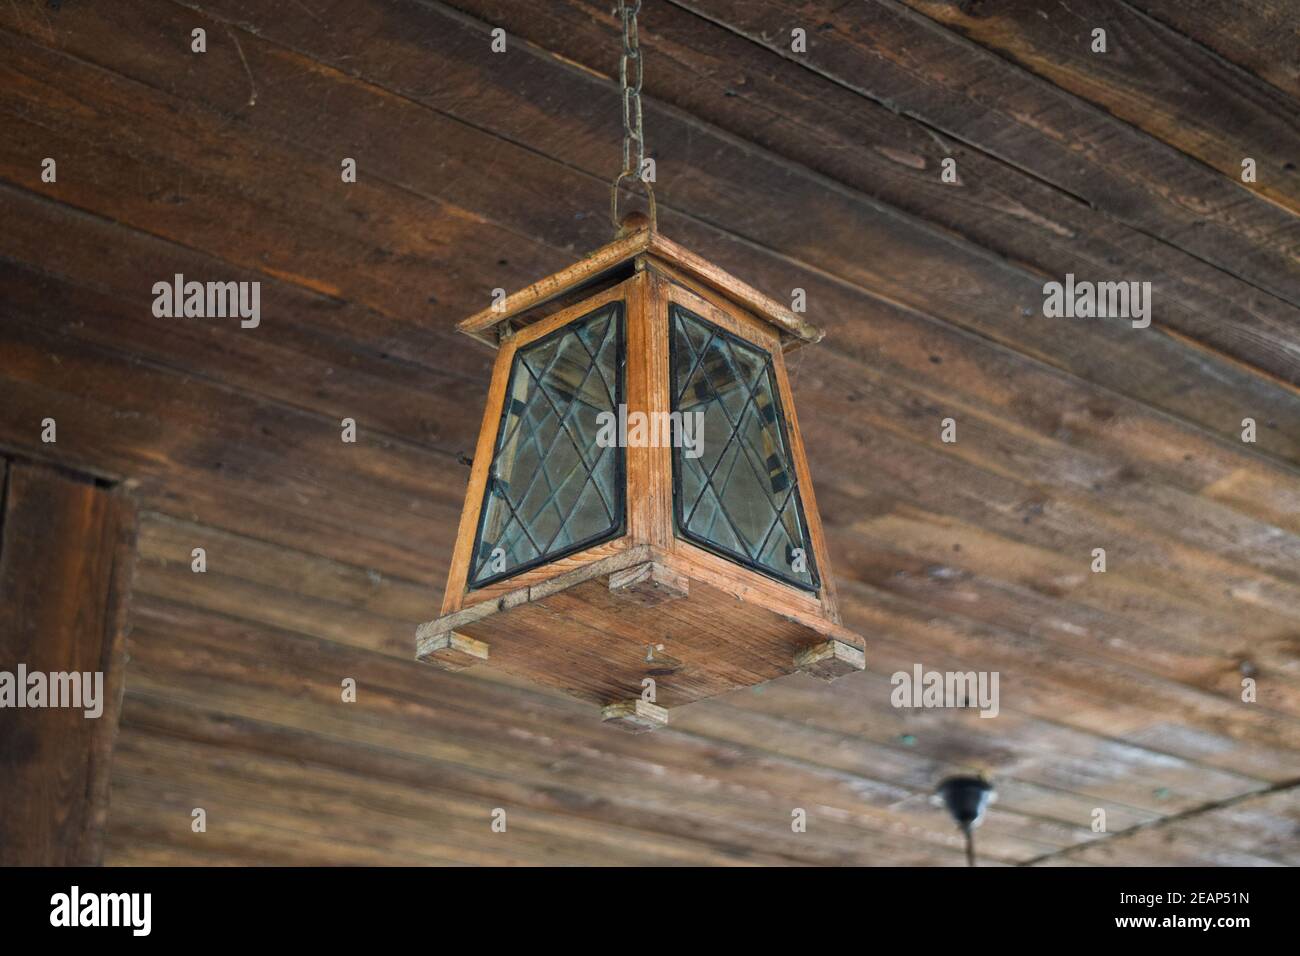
top-left (0, 460), bottom-right (136, 865)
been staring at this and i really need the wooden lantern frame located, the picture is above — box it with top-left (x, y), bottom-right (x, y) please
top-left (417, 223), bottom-right (865, 731)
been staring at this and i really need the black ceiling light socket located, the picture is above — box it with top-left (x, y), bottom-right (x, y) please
top-left (935, 775), bottom-right (995, 867)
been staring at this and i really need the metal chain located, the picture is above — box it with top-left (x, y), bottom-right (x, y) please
top-left (610, 0), bottom-right (656, 232)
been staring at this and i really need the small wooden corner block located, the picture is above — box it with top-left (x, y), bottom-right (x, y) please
top-left (416, 629), bottom-right (489, 671)
top-left (608, 562), bottom-right (689, 607)
top-left (794, 639), bottom-right (865, 681)
top-left (601, 699), bottom-right (669, 734)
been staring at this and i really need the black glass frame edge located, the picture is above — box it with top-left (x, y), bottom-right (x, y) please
top-left (667, 303), bottom-right (821, 594)
top-left (466, 301), bottom-right (628, 591)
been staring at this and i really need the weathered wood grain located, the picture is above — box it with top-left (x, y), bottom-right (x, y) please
top-left (900, 0), bottom-right (1300, 217)
top-left (441, 0), bottom-right (1300, 385)
top-left (1031, 784), bottom-right (1300, 866)
top-left (16, 0), bottom-right (1290, 464)
top-left (1124, 0), bottom-right (1300, 102)
top-left (0, 460), bottom-right (136, 865)
top-left (117, 600), bottom-right (1084, 863)
top-left (668, 0), bottom-right (1300, 307)
top-left (5, 1), bottom-right (1294, 486)
top-left (0, 0), bottom-right (1295, 867)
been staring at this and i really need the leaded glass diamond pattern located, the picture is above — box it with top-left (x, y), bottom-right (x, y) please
top-left (469, 304), bottom-right (625, 587)
top-left (670, 305), bottom-right (819, 591)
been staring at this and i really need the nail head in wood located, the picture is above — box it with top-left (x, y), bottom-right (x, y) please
top-left (601, 699), bottom-right (669, 733)
top-left (794, 638), bottom-right (865, 681)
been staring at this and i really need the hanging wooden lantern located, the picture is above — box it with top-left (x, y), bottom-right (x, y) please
top-left (416, 216), bottom-right (865, 730)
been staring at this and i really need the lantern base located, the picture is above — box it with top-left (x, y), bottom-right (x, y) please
top-left (416, 548), bottom-right (865, 718)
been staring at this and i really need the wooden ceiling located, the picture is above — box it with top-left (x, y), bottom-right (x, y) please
top-left (1, 0), bottom-right (1298, 865)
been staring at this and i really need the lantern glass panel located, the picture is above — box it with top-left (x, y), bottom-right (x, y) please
top-left (669, 304), bottom-right (819, 591)
top-left (468, 302), bottom-right (625, 588)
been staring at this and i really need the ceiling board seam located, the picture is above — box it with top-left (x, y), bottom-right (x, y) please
top-left (131, 3), bottom-right (1298, 472)
top-left (872, 0), bottom-right (1300, 224)
top-left (110, 687), bottom-right (1019, 864)
top-left (658, 0), bottom-right (1300, 315)
top-left (128, 589), bottom-right (1290, 790)
top-left (7, 9), bottom-right (1300, 574)
top-left (840, 578), bottom-right (1300, 739)
top-left (137, 510), bottom-right (435, 591)
top-left (1114, 0), bottom-right (1300, 112)
top-left (363, 4), bottom-right (1300, 477)
top-left (0, 301), bottom-right (464, 467)
top-left (1021, 776), bottom-right (1300, 866)
top-left (5, 9), bottom-right (1294, 590)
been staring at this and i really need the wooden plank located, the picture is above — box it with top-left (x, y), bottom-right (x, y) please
top-left (664, 0), bottom-right (1300, 308)
top-left (10, 0), bottom-right (1300, 494)
top-left (717, 675), bottom-right (1265, 816)
top-left (624, 269), bottom-right (673, 549)
top-left (608, 561), bottom-right (690, 606)
top-left (0, 28), bottom-right (563, 354)
top-left (833, 576), bottom-right (1300, 780)
top-left (119, 602), bottom-right (1089, 862)
top-left (799, 387), bottom-right (1300, 609)
top-left (131, 450), bottom-right (1300, 785)
top-left (900, 0), bottom-right (1300, 218)
top-left (17, 208), bottom-right (1289, 658)
top-left (136, 512), bottom-right (432, 623)
top-left (833, 513), bottom-right (1300, 719)
top-left (647, 234), bottom-right (822, 346)
top-left (0, 460), bottom-right (136, 864)
top-left (0, 0), bottom-right (1296, 867)
top-left (15, 0), bottom-right (1292, 466)
top-left (1033, 784), bottom-right (1300, 866)
top-left (0, 247), bottom-right (482, 453)
top-left (439, 322), bottom-right (518, 614)
top-left (456, 226), bottom-right (823, 347)
top-left (442, 0), bottom-right (1300, 382)
top-left (793, 639), bottom-right (867, 680)
top-left (1123, 0), bottom-right (1300, 102)
top-left (769, 313), bottom-right (841, 623)
top-left (122, 530), bottom-right (1281, 859)
top-left (419, 632), bottom-right (490, 671)
top-left (0, 311), bottom-right (461, 569)
top-left (601, 699), bottom-right (671, 733)
top-left (0, 182), bottom-right (490, 388)
top-left (5, 223), bottom-right (1294, 764)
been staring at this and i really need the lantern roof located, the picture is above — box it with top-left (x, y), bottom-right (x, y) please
top-left (456, 220), bottom-right (826, 351)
